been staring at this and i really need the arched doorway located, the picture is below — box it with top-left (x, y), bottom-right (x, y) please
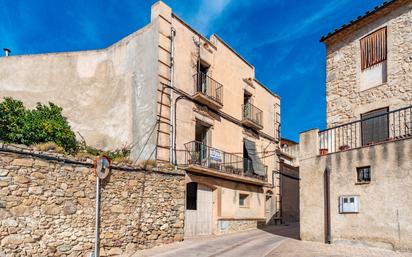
top-left (185, 182), bottom-right (213, 237)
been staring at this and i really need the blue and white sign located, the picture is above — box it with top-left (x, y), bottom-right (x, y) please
top-left (210, 148), bottom-right (222, 162)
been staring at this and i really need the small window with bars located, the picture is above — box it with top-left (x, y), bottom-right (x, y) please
top-left (360, 27), bottom-right (387, 70)
top-left (357, 166), bottom-right (371, 183)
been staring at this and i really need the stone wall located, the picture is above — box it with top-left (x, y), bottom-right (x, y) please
top-left (324, 1), bottom-right (412, 127)
top-left (299, 129), bottom-right (412, 251)
top-left (0, 147), bottom-right (185, 256)
top-left (217, 219), bottom-right (259, 234)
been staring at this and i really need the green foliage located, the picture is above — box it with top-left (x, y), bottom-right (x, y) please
top-left (0, 97), bottom-right (26, 143)
top-left (76, 140), bottom-right (131, 163)
top-left (0, 97), bottom-right (77, 152)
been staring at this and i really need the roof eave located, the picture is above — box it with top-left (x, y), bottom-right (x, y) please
top-left (319, 0), bottom-right (398, 43)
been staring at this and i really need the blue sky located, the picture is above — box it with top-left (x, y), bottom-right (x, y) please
top-left (0, 0), bottom-right (385, 141)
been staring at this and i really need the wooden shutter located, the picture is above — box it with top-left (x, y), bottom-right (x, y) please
top-left (360, 27), bottom-right (387, 70)
top-left (361, 107), bottom-right (389, 146)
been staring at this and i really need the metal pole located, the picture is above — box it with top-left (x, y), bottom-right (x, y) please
top-left (94, 177), bottom-right (100, 257)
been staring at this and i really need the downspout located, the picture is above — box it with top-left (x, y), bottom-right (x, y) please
top-left (174, 95), bottom-right (188, 165)
top-left (169, 27), bottom-right (176, 164)
top-left (324, 167), bottom-right (332, 243)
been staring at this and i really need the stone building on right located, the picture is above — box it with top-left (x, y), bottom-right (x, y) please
top-left (300, 0), bottom-right (412, 251)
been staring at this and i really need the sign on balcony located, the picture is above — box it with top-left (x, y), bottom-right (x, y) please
top-left (210, 148), bottom-right (222, 162)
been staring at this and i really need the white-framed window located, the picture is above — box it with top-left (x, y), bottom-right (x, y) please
top-left (339, 195), bottom-right (359, 213)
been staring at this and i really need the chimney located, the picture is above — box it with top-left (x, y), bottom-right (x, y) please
top-left (3, 48), bottom-right (11, 56)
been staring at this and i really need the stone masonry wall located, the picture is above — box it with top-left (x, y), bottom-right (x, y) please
top-left (217, 219), bottom-right (259, 234)
top-left (324, 1), bottom-right (412, 127)
top-left (0, 147), bottom-right (185, 256)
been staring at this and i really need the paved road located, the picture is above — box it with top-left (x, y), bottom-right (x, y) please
top-left (131, 224), bottom-right (412, 257)
top-left (132, 229), bottom-right (286, 257)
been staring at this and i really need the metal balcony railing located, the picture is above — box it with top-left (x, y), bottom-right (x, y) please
top-left (319, 105), bottom-right (412, 154)
top-left (242, 103), bottom-right (263, 127)
top-left (193, 72), bottom-right (223, 105)
top-left (184, 141), bottom-right (267, 181)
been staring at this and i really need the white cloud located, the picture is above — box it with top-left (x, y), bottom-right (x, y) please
top-left (252, 0), bottom-right (350, 48)
top-left (190, 0), bottom-right (233, 34)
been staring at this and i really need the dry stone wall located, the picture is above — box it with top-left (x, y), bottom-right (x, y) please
top-left (0, 146), bottom-right (185, 256)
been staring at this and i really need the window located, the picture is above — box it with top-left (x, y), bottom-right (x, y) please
top-left (339, 196), bottom-right (359, 213)
top-left (196, 60), bottom-right (210, 94)
top-left (359, 27), bottom-right (387, 90)
top-left (186, 182), bottom-right (197, 210)
top-left (274, 104), bottom-right (281, 141)
top-left (357, 166), bottom-right (371, 183)
top-left (361, 107), bottom-right (389, 146)
top-left (239, 193), bottom-right (249, 207)
top-left (243, 139), bottom-right (266, 177)
top-left (360, 27), bottom-right (387, 70)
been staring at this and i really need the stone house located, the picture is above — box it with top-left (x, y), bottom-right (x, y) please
top-left (300, 0), bottom-right (412, 251)
top-left (0, 2), bottom-right (282, 236)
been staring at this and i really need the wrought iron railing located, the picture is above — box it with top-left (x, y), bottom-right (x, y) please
top-left (242, 103), bottom-right (263, 127)
top-left (193, 72), bottom-right (223, 105)
top-left (319, 105), bottom-right (412, 154)
top-left (184, 141), bottom-right (267, 181)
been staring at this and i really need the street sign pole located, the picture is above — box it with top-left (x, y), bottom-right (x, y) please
top-left (93, 156), bottom-right (111, 257)
top-left (94, 176), bottom-right (100, 257)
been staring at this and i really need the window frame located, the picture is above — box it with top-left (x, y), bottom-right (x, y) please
top-left (361, 107), bottom-right (389, 146)
top-left (339, 195), bottom-right (359, 214)
top-left (356, 166), bottom-right (371, 184)
top-left (360, 27), bottom-right (387, 70)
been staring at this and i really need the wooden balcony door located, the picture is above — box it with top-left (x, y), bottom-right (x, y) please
top-left (361, 107), bottom-right (389, 146)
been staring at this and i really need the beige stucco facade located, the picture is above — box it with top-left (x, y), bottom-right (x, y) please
top-left (0, 1), bottom-right (281, 236)
top-left (153, 2), bottom-right (281, 235)
top-left (300, 130), bottom-right (412, 251)
top-left (0, 18), bottom-right (160, 162)
top-left (300, 0), bottom-right (412, 251)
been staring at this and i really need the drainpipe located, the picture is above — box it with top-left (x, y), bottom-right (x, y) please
top-left (324, 167), bottom-right (332, 243)
top-left (169, 27), bottom-right (176, 164)
top-left (174, 95), bottom-right (188, 165)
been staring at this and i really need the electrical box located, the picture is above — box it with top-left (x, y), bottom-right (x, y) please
top-left (339, 196), bottom-right (359, 213)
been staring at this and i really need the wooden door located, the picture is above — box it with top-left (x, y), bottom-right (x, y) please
top-left (184, 183), bottom-right (213, 237)
top-left (361, 107), bottom-right (389, 145)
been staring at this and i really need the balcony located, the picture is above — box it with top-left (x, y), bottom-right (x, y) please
top-left (241, 103), bottom-right (263, 130)
top-left (184, 141), bottom-right (267, 185)
top-left (319, 105), bottom-right (412, 154)
top-left (192, 72), bottom-right (223, 110)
